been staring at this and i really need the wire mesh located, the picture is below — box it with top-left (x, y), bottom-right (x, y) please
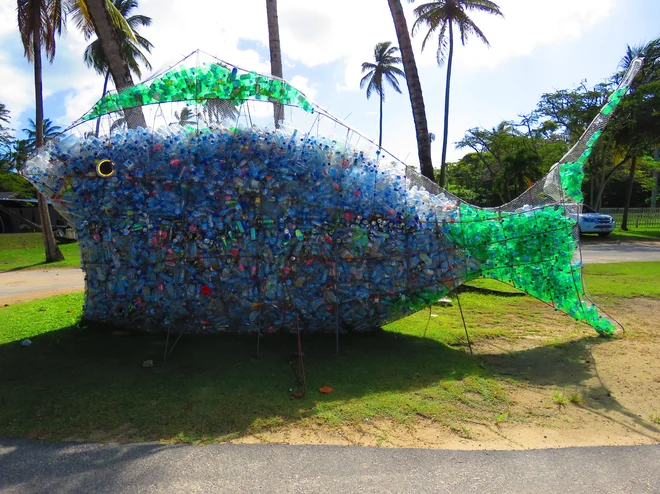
top-left (23, 53), bottom-right (643, 336)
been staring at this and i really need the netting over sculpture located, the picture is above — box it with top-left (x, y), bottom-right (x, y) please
top-left (24, 51), bottom-right (643, 336)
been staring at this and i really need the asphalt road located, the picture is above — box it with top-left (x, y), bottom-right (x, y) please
top-left (0, 438), bottom-right (658, 493)
top-left (580, 241), bottom-right (660, 264)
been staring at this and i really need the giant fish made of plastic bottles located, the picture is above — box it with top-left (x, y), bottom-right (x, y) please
top-left (25, 56), bottom-right (643, 336)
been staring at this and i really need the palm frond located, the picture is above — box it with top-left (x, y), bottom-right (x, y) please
top-left (17, 0), bottom-right (39, 61)
top-left (412, 0), bottom-right (502, 64)
top-left (203, 100), bottom-right (239, 123)
top-left (70, 0), bottom-right (95, 39)
top-left (81, 0), bottom-right (153, 81)
top-left (126, 13), bottom-right (151, 29)
top-left (462, 0), bottom-right (503, 16)
top-left (105, 0), bottom-right (137, 42)
top-left (109, 116), bottom-right (127, 132)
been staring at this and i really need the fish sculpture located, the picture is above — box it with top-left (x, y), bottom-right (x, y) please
top-left (24, 56), bottom-right (643, 336)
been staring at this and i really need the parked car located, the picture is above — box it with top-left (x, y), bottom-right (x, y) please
top-left (578, 205), bottom-right (615, 236)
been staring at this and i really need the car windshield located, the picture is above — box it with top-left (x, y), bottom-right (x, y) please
top-left (582, 205), bottom-right (596, 213)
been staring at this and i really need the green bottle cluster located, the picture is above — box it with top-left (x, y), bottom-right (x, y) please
top-left (449, 204), bottom-right (616, 335)
top-left (558, 87), bottom-right (626, 203)
top-left (83, 63), bottom-right (314, 122)
top-left (559, 129), bottom-right (602, 203)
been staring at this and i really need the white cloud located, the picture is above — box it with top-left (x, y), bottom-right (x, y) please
top-left (0, 0), bottom-right (617, 141)
top-left (0, 51), bottom-right (33, 122)
top-left (414, 0), bottom-right (617, 69)
top-left (0, 0), bottom-right (16, 38)
top-left (289, 75), bottom-right (316, 101)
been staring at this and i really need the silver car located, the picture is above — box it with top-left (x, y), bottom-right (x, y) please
top-left (579, 205), bottom-right (615, 236)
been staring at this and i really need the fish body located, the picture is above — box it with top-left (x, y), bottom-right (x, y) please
top-left (24, 58), bottom-right (643, 336)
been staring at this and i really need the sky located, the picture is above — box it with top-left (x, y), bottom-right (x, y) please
top-left (0, 0), bottom-right (659, 168)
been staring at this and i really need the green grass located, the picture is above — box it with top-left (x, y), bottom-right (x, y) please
top-left (0, 293), bottom-right (511, 443)
top-left (0, 293), bottom-right (84, 345)
top-left (552, 392), bottom-right (568, 408)
top-left (583, 262), bottom-right (660, 298)
top-left (569, 392), bottom-right (582, 405)
top-left (581, 226), bottom-right (660, 243)
top-left (464, 261), bottom-right (660, 301)
top-left (0, 233), bottom-right (81, 272)
top-left (1, 262), bottom-right (657, 443)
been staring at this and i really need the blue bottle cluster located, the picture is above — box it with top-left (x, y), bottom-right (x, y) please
top-left (25, 125), bottom-right (472, 334)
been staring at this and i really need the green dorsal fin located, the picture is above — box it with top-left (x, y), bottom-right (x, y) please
top-left (81, 63), bottom-right (315, 122)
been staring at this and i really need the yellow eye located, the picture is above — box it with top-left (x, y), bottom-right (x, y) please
top-left (96, 159), bottom-right (116, 177)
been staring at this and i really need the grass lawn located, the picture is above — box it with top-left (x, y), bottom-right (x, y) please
top-left (1, 262), bottom-right (656, 443)
top-left (0, 233), bottom-right (81, 272)
top-left (581, 226), bottom-right (660, 243)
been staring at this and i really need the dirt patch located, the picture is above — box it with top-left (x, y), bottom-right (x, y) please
top-left (235, 298), bottom-right (660, 450)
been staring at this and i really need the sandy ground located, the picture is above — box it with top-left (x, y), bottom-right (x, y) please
top-left (233, 298), bottom-right (660, 450)
top-left (0, 269), bottom-right (83, 306)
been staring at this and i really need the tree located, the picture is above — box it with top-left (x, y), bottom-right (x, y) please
top-left (0, 104), bottom-right (12, 171)
top-left (81, 0), bottom-right (153, 137)
top-left (615, 38), bottom-right (660, 229)
top-left (360, 42), bottom-right (405, 149)
top-left (17, 0), bottom-right (65, 262)
top-left (0, 103), bottom-right (11, 147)
top-left (23, 118), bottom-right (62, 150)
top-left (412, 0), bottom-right (503, 187)
top-left (174, 107), bottom-right (195, 127)
top-left (455, 120), bottom-right (562, 205)
top-left (387, 0), bottom-right (434, 181)
top-left (266, 0), bottom-right (283, 128)
top-left (80, 0), bottom-right (147, 128)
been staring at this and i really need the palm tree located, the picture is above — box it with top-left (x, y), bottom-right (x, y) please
top-left (174, 107), bottom-right (195, 127)
top-left (5, 139), bottom-right (32, 172)
top-left (412, 0), bottom-right (503, 187)
top-left (80, 0), bottom-right (147, 128)
top-left (0, 103), bottom-right (10, 146)
top-left (17, 0), bottom-right (65, 262)
top-left (360, 42), bottom-right (405, 149)
top-left (23, 118), bottom-right (62, 150)
top-left (266, 0), bottom-right (284, 127)
top-left (81, 0), bottom-right (153, 136)
top-left (387, 0), bottom-right (434, 181)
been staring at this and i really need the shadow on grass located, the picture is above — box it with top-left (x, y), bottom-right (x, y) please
top-left (1, 261), bottom-right (55, 273)
top-left (0, 324), bottom-right (480, 443)
top-left (1, 323), bottom-right (658, 444)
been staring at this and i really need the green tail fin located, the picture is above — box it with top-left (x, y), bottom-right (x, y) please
top-left (446, 58), bottom-right (644, 336)
top-left (449, 204), bottom-right (615, 335)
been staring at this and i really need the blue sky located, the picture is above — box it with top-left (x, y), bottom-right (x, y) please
top-left (0, 0), bottom-right (658, 166)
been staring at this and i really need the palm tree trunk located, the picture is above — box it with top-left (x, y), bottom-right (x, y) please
top-left (379, 91), bottom-right (384, 149)
top-left (387, 0), bottom-right (434, 181)
top-left (95, 71), bottom-right (111, 138)
top-left (439, 20), bottom-right (454, 188)
top-left (266, 0), bottom-right (284, 128)
top-left (84, 0), bottom-right (146, 129)
top-left (621, 155), bottom-right (637, 230)
top-left (32, 8), bottom-right (64, 262)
